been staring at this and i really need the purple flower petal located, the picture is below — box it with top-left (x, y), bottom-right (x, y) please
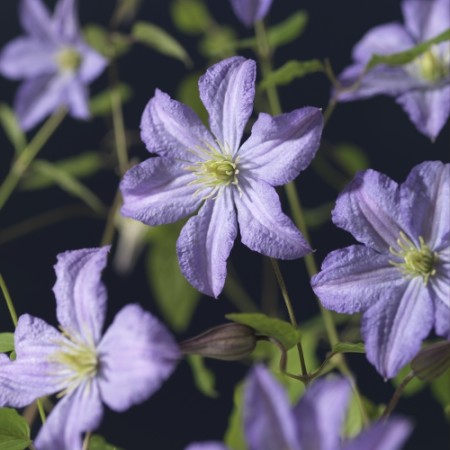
top-left (19, 0), bottom-right (54, 41)
top-left (433, 272), bottom-right (450, 338)
top-left (312, 245), bottom-right (404, 314)
top-left (67, 78), bottom-right (89, 119)
top-left (342, 417), bottom-right (412, 450)
top-left (239, 107), bottom-right (323, 186)
top-left (185, 444), bottom-right (229, 450)
top-left (77, 43), bottom-right (107, 83)
top-left (177, 191), bottom-right (238, 297)
top-left (294, 377), bottom-right (351, 450)
top-left (362, 278), bottom-right (434, 378)
top-left (235, 178), bottom-right (310, 259)
top-left (141, 89), bottom-right (216, 161)
top-left (120, 157), bottom-right (203, 226)
top-left (53, 247), bottom-right (109, 345)
top-left (0, 315), bottom-right (64, 407)
top-left (53, 0), bottom-right (79, 43)
top-left (98, 304), bottom-right (180, 411)
top-left (229, 0), bottom-right (273, 27)
top-left (34, 380), bottom-right (103, 450)
top-left (244, 365), bottom-right (301, 450)
top-left (199, 57), bottom-right (256, 154)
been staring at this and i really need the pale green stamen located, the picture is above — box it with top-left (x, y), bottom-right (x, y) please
top-left (389, 232), bottom-right (438, 285)
top-left (408, 45), bottom-right (450, 83)
top-left (55, 47), bottom-right (82, 72)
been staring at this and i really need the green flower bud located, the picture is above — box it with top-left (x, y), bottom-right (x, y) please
top-left (411, 341), bottom-right (450, 382)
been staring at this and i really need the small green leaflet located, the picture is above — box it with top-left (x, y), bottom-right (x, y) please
top-left (225, 313), bottom-right (301, 350)
top-left (89, 84), bottom-right (133, 117)
top-left (332, 342), bottom-right (365, 354)
top-left (0, 333), bottom-right (14, 353)
top-left (0, 104), bottom-right (26, 154)
top-left (83, 24), bottom-right (130, 59)
top-left (171, 0), bottom-right (211, 36)
top-left (0, 408), bottom-right (32, 450)
top-left (187, 355), bottom-right (218, 398)
top-left (88, 434), bottom-right (123, 450)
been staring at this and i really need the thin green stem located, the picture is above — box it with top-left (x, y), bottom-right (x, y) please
top-left (0, 108), bottom-right (66, 212)
top-left (0, 274), bottom-right (18, 327)
top-left (37, 400), bottom-right (46, 424)
top-left (100, 189), bottom-right (122, 246)
top-left (82, 431), bottom-right (92, 450)
top-left (224, 274), bottom-right (259, 313)
top-left (382, 371), bottom-right (415, 420)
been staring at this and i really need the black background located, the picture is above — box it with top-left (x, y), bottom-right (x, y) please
top-left (0, 1), bottom-right (449, 449)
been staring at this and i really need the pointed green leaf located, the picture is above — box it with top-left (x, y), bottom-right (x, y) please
top-left (112, 0), bottom-right (143, 26)
top-left (267, 11), bottom-right (309, 48)
top-left (83, 24), bottom-right (130, 58)
top-left (132, 22), bottom-right (192, 67)
top-left (177, 72), bottom-right (208, 125)
top-left (187, 355), bottom-right (218, 398)
top-left (89, 84), bottom-right (133, 117)
top-left (224, 382), bottom-right (247, 450)
top-left (171, 0), bottom-right (211, 35)
top-left (199, 26), bottom-right (237, 58)
top-left (0, 104), bottom-right (26, 154)
top-left (88, 434), bottom-right (123, 450)
top-left (331, 143), bottom-right (370, 177)
top-left (431, 367), bottom-right (450, 419)
top-left (332, 342), bottom-right (365, 354)
top-left (0, 408), bottom-right (32, 450)
top-left (225, 313), bottom-right (301, 350)
top-left (0, 333), bottom-right (14, 353)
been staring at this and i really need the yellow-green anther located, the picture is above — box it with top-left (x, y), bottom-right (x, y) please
top-left (410, 46), bottom-right (450, 83)
top-left (56, 47), bottom-right (82, 72)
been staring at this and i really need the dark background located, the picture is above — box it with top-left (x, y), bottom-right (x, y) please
top-left (0, 1), bottom-right (449, 449)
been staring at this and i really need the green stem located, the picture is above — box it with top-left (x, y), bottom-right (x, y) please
top-left (224, 274), bottom-right (259, 313)
top-left (382, 371), bottom-right (415, 420)
top-left (100, 189), bottom-right (122, 246)
top-left (0, 108), bottom-right (66, 212)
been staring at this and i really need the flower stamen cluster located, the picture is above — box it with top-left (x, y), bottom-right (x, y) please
top-left (407, 46), bottom-right (450, 83)
top-left (55, 47), bottom-right (83, 73)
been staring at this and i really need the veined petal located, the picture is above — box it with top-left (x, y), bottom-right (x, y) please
top-left (244, 365), bottom-right (301, 450)
top-left (35, 380), bottom-right (103, 450)
top-left (235, 178), bottom-right (310, 259)
top-left (53, 247), bottom-right (109, 345)
top-left (396, 85), bottom-right (450, 141)
top-left (294, 377), bottom-right (351, 450)
top-left (0, 37), bottom-right (57, 80)
top-left (98, 304), bottom-right (180, 412)
top-left (362, 278), bottom-right (434, 378)
top-left (229, 0), bottom-right (273, 27)
top-left (433, 278), bottom-right (450, 338)
top-left (239, 108), bottom-right (323, 186)
top-left (342, 418), bottom-right (412, 450)
top-left (177, 190), bottom-right (238, 298)
top-left (53, 0), bottom-right (79, 43)
top-left (185, 444), bottom-right (229, 450)
top-left (199, 57), bottom-right (256, 155)
top-left (141, 89), bottom-right (216, 161)
top-left (19, 0), bottom-right (54, 41)
top-left (311, 245), bottom-right (404, 314)
top-left (77, 43), bottom-right (107, 84)
top-left (0, 315), bottom-right (64, 407)
top-left (67, 78), bottom-right (89, 119)
top-left (120, 157), bottom-right (203, 226)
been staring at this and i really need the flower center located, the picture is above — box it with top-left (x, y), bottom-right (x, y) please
top-left (389, 232), bottom-right (438, 284)
top-left (55, 47), bottom-right (82, 72)
top-left (407, 46), bottom-right (450, 83)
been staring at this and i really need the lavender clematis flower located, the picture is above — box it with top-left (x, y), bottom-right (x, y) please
top-left (0, 0), bottom-right (107, 130)
top-left (120, 56), bottom-right (323, 298)
top-left (0, 246), bottom-right (179, 450)
top-left (229, 0), bottom-right (273, 27)
top-left (186, 365), bottom-right (412, 450)
top-left (312, 161), bottom-right (450, 379)
top-left (337, 0), bottom-right (450, 140)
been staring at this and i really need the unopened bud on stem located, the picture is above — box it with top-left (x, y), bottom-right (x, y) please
top-left (411, 340), bottom-right (450, 382)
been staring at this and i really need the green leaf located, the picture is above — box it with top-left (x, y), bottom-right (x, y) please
top-left (171, 0), bottom-right (211, 35)
top-left (146, 224), bottom-right (200, 332)
top-left (332, 342), bottom-right (365, 354)
top-left (88, 434), bottom-right (123, 450)
top-left (226, 313), bottom-right (301, 350)
top-left (199, 26), bottom-right (237, 58)
top-left (0, 104), bottom-right (26, 154)
top-left (187, 355), bottom-right (218, 398)
top-left (366, 28), bottom-right (450, 70)
top-left (177, 72), bottom-right (208, 125)
top-left (83, 24), bottom-right (130, 58)
top-left (331, 143), bottom-right (370, 177)
top-left (132, 22), bottom-right (192, 67)
top-left (21, 152), bottom-right (103, 190)
top-left (431, 367), bottom-right (450, 412)
top-left (266, 11), bottom-right (309, 48)
top-left (0, 408), bottom-right (32, 450)
top-left (89, 84), bottom-right (133, 117)
top-left (0, 333), bottom-right (14, 353)
top-left (112, 0), bottom-right (143, 26)
top-left (223, 382), bottom-right (247, 450)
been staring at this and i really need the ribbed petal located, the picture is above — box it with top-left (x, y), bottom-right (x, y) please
top-left (244, 365), bottom-right (301, 450)
top-left (177, 190), bottom-right (238, 297)
top-left (98, 304), bottom-right (180, 412)
top-left (362, 278), bottom-right (434, 378)
top-left (396, 85), bottom-right (450, 140)
top-left (199, 57), bottom-right (256, 155)
top-left (402, 0), bottom-right (450, 41)
top-left (238, 108), bottom-right (323, 186)
top-left (433, 276), bottom-right (450, 338)
top-left (0, 315), bottom-right (64, 407)
top-left (235, 178), bottom-right (310, 259)
top-left (19, 0), bottom-right (54, 41)
top-left (141, 89), bottom-right (216, 161)
top-left (53, 247), bottom-right (109, 345)
top-left (0, 37), bottom-right (57, 80)
top-left (332, 169), bottom-right (414, 253)
top-left (53, 0), bottom-right (79, 43)
top-left (67, 78), bottom-right (89, 119)
top-left (35, 380), bottom-right (103, 450)
top-left (294, 377), bottom-right (351, 450)
top-left (229, 0), bottom-right (273, 27)
top-left (77, 43), bottom-right (107, 84)
top-left (312, 245), bottom-right (404, 314)
top-left (120, 157), bottom-right (203, 226)
top-left (343, 417), bottom-right (412, 450)
top-left (185, 444), bottom-right (229, 450)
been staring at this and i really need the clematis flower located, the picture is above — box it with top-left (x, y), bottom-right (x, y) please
top-left (337, 0), bottom-right (450, 140)
top-left (311, 161), bottom-right (450, 379)
top-left (120, 56), bottom-right (323, 298)
top-left (229, 0), bottom-right (273, 27)
top-left (0, 246), bottom-right (180, 450)
top-left (0, 0), bottom-right (107, 130)
top-left (185, 365), bottom-right (412, 450)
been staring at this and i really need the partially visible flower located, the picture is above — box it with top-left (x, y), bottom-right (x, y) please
top-left (0, 0), bottom-right (107, 130)
top-left (337, 0), bottom-right (450, 140)
top-left (0, 247), bottom-right (179, 450)
top-left (186, 365), bottom-right (412, 450)
top-left (312, 161), bottom-right (450, 378)
top-left (120, 56), bottom-right (323, 298)
top-left (229, 0), bottom-right (273, 27)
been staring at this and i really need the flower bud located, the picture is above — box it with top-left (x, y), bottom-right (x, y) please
top-left (180, 323), bottom-right (257, 361)
top-left (411, 341), bottom-right (450, 382)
